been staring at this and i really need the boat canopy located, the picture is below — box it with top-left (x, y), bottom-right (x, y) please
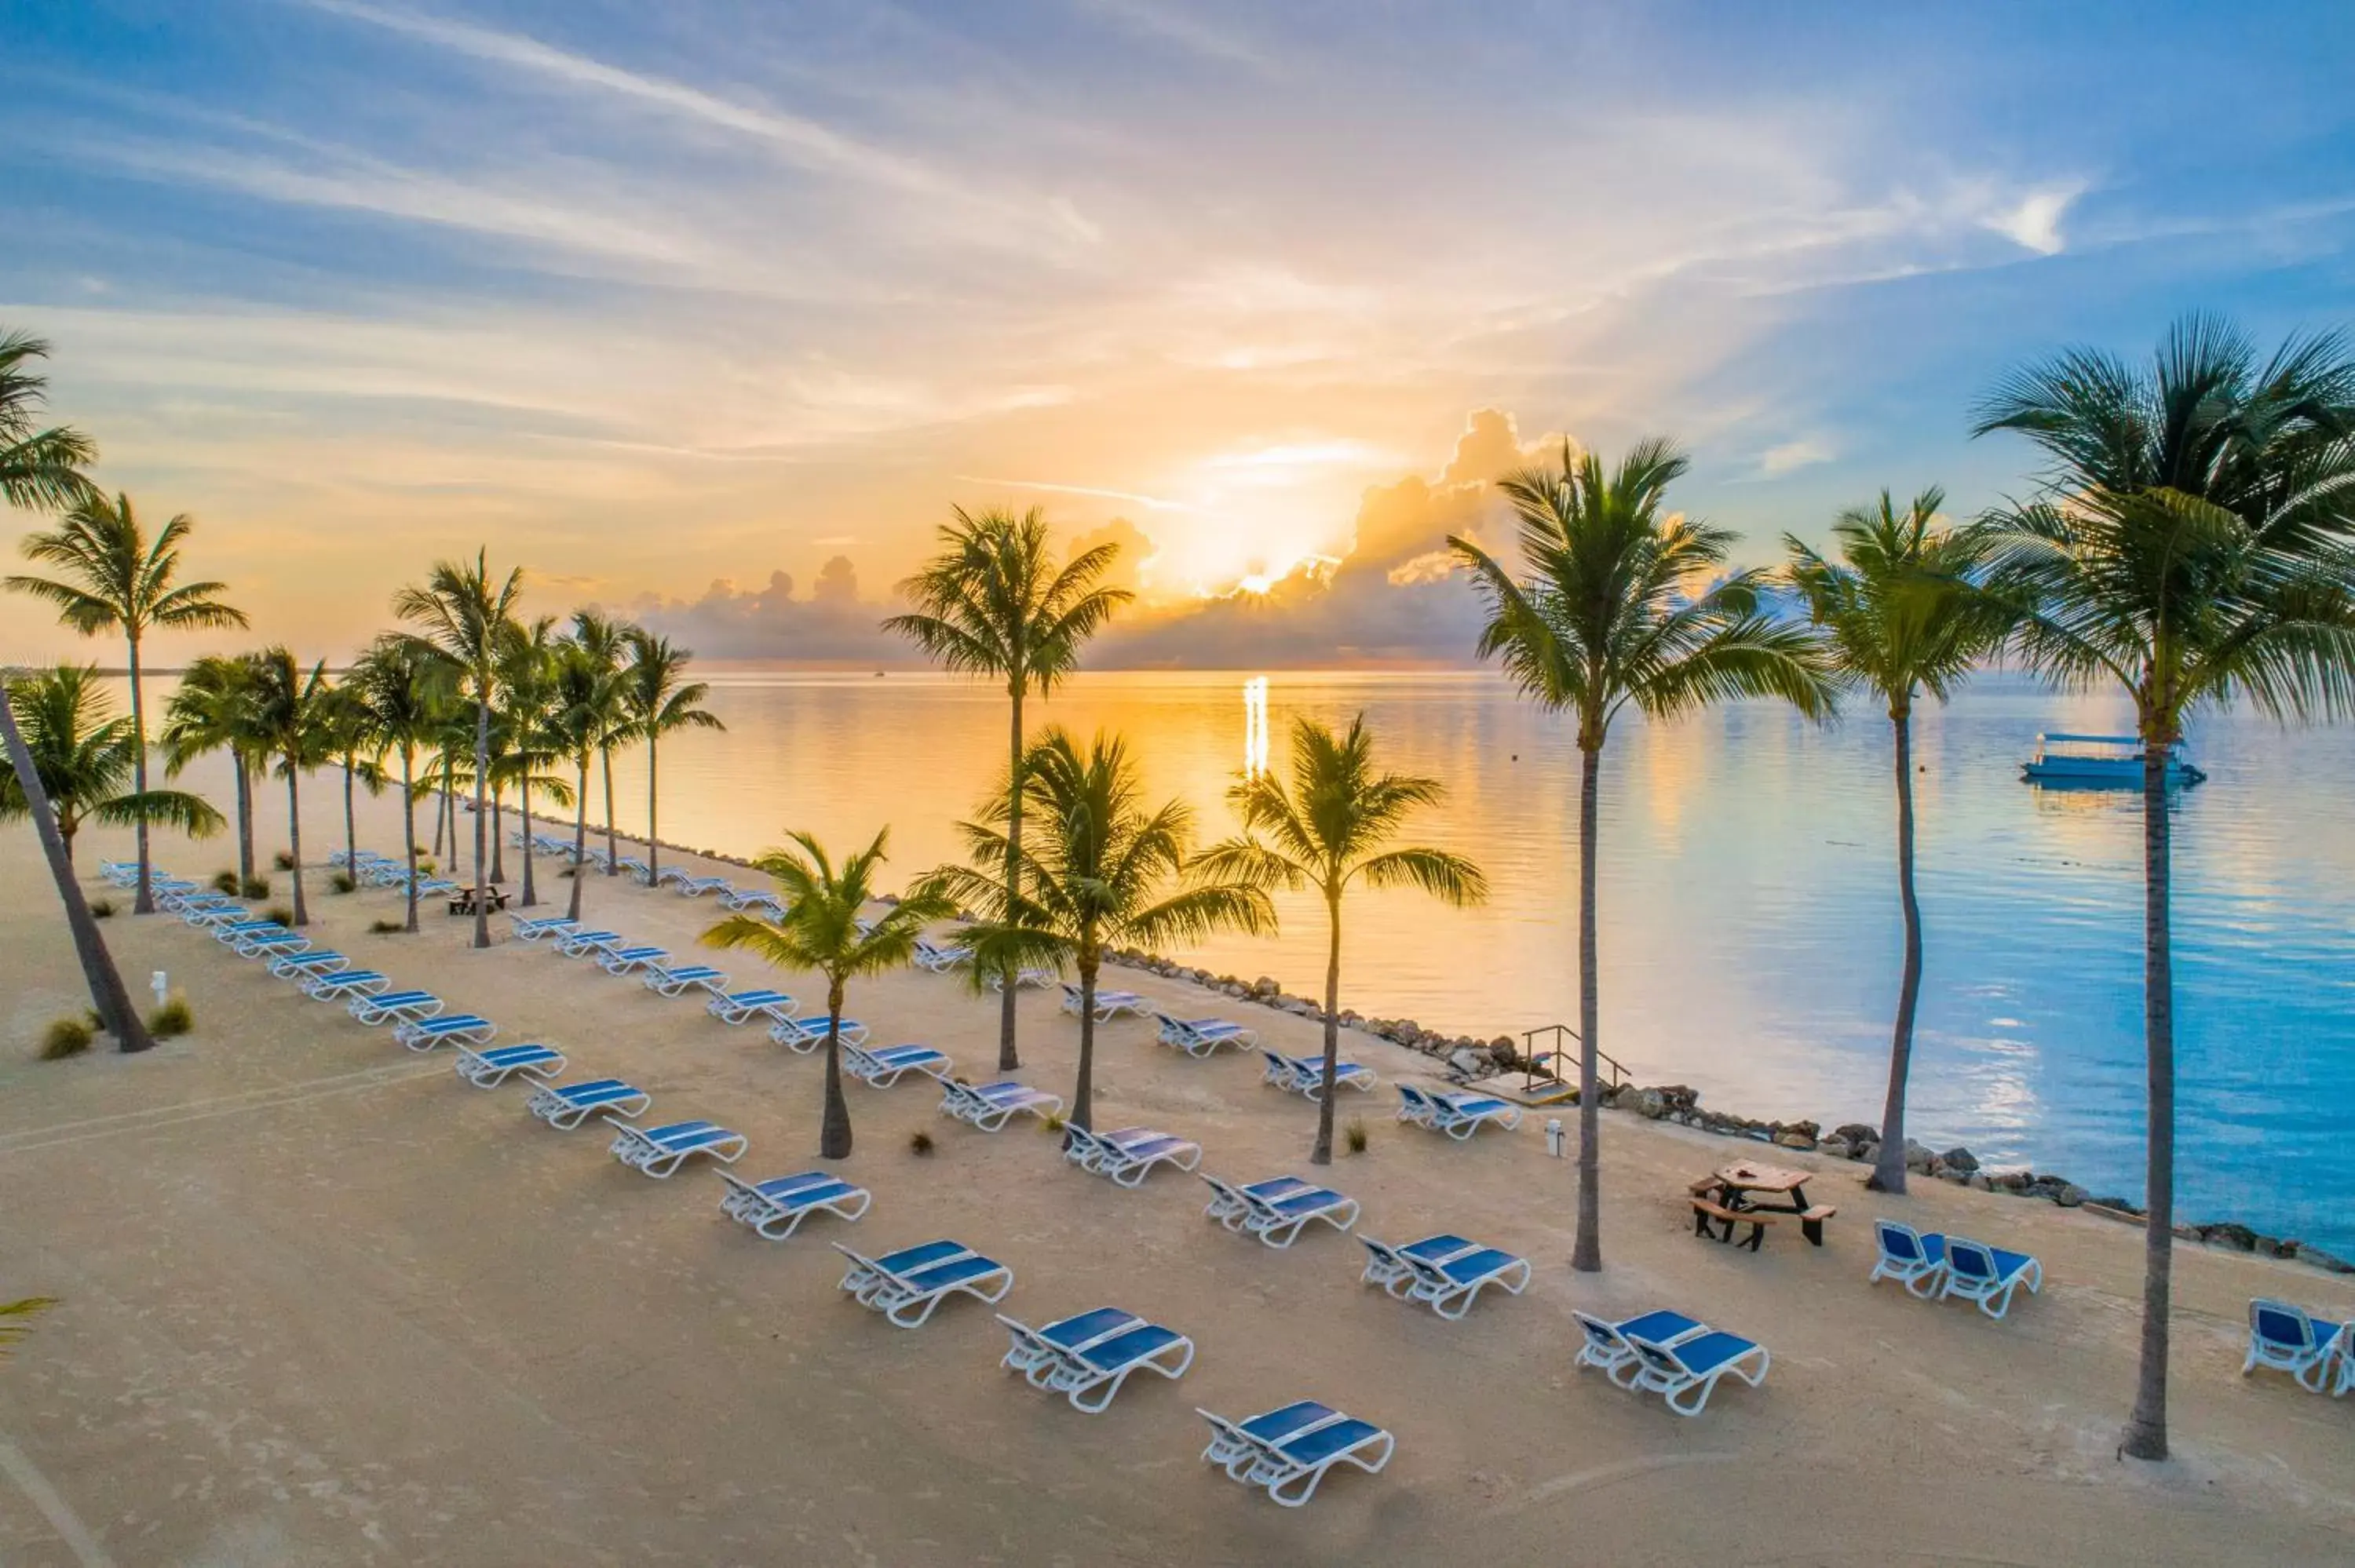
top-left (2039, 732), bottom-right (2145, 746)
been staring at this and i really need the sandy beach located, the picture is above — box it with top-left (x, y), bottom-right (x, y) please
top-left (2, 778), bottom-right (2351, 1567)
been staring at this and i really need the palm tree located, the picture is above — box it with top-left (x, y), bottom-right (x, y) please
top-left (394, 551), bottom-right (525, 949)
top-left (548, 639), bottom-right (626, 923)
top-left (702, 830), bottom-right (955, 1158)
top-left (1973, 315), bottom-right (2355, 1461)
top-left (1, 664), bottom-right (223, 860)
top-left (1785, 490), bottom-right (2002, 1195)
top-left (566, 609), bottom-right (637, 876)
top-left (495, 616), bottom-right (564, 908)
top-left (885, 506), bottom-right (1131, 1072)
top-left (161, 653), bottom-right (268, 892)
top-left (248, 648), bottom-right (336, 927)
top-left (936, 729), bottom-right (1274, 1132)
top-left (0, 326), bottom-right (148, 1051)
top-left (620, 630), bottom-right (722, 884)
top-left (1199, 715), bottom-right (1487, 1165)
top-left (1452, 439), bottom-right (1834, 1273)
top-left (5, 494), bottom-right (246, 912)
top-left (348, 636), bottom-right (451, 932)
top-left (321, 683), bottom-right (386, 888)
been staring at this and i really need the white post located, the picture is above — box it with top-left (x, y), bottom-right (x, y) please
top-left (151, 970), bottom-right (170, 1006)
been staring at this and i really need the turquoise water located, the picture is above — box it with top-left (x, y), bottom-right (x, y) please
top-left (612, 665), bottom-right (2354, 1255)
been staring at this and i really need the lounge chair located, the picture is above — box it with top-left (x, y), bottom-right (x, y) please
top-left (594, 944), bottom-right (669, 976)
top-left (1937, 1237), bottom-right (2043, 1319)
top-left (1196, 1402), bottom-right (1394, 1507)
top-left (550, 927), bottom-right (623, 957)
top-left (1626, 1328), bottom-right (1771, 1416)
top-left (674, 876), bottom-right (734, 898)
top-left (641, 962), bottom-right (728, 997)
top-left (1154, 1013), bottom-right (1257, 1057)
top-left (718, 887), bottom-right (784, 913)
top-left (843, 1042), bottom-right (951, 1087)
top-left (1572, 1309), bottom-right (1708, 1387)
top-left (936, 1078), bottom-right (1064, 1132)
top-left (303, 968), bottom-right (390, 1000)
top-left (209, 917), bottom-right (280, 942)
top-left (912, 938), bottom-right (972, 973)
top-left (1395, 1084), bottom-right (1521, 1140)
top-left (453, 1042), bottom-right (567, 1088)
top-left (235, 929), bottom-right (309, 959)
top-left (654, 866), bottom-right (692, 890)
top-left (832, 1239), bottom-right (1013, 1329)
top-left (1199, 1174), bottom-right (1358, 1249)
top-left (525, 1077), bottom-right (649, 1129)
top-left (605, 1117), bottom-right (747, 1178)
top-left (706, 988), bottom-right (797, 1026)
top-left (268, 949), bottom-right (349, 979)
top-left (985, 966), bottom-right (1057, 993)
top-left (1000, 1306), bottom-right (1141, 1384)
top-left (615, 856), bottom-right (652, 884)
top-left (1357, 1234), bottom-right (1481, 1297)
top-left (1064, 1125), bottom-right (1203, 1187)
top-left (769, 1016), bottom-right (868, 1052)
top-left (509, 914), bottom-right (580, 943)
top-left (175, 895), bottom-right (242, 923)
top-left (1397, 1242), bottom-right (1529, 1319)
top-left (1259, 1049), bottom-right (1374, 1098)
top-left (100, 859), bottom-right (139, 885)
top-left (1868, 1220), bottom-right (1951, 1297)
top-left (1059, 983), bottom-right (1151, 1021)
top-left (393, 1013), bottom-right (497, 1051)
top-left (719, 1171), bottom-right (871, 1240)
top-left (348, 990), bottom-right (442, 1026)
top-left (1011, 1311), bottom-right (1195, 1413)
top-left (2243, 1299), bottom-right (2349, 1394)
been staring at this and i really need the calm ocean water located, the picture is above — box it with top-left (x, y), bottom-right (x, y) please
top-left (535, 667), bottom-right (2355, 1252)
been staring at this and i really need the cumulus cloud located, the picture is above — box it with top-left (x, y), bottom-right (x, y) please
top-left (1068, 516), bottom-right (1159, 597)
top-left (619, 562), bottom-right (904, 664)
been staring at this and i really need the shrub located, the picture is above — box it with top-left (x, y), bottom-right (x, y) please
top-left (908, 1129), bottom-right (936, 1156)
top-left (1040, 1109), bottom-right (1068, 1133)
top-left (328, 871), bottom-right (357, 894)
top-left (39, 1017), bottom-right (93, 1059)
top-left (368, 919), bottom-right (405, 935)
top-left (211, 870), bottom-right (241, 895)
top-left (418, 859), bottom-right (436, 876)
top-left (272, 850), bottom-right (294, 871)
top-left (88, 897), bottom-right (115, 919)
top-left (1344, 1117), bottom-right (1370, 1155)
top-left (241, 876), bottom-right (269, 899)
top-left (263, 904), bottom-right (294, 927)
top-left (147, 997), bottom-right (194, 1038)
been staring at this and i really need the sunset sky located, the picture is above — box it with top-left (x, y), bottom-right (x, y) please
top-left (7, 2), bottom-right (2355, 663)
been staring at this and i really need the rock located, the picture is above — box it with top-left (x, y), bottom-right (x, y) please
top-left (1277, 997), bottom-right (1316, 1017)
top-left (2052, 1183), bottom-right (2088, 1208)
top-left (1819, 1135), bottom-right (1853, 1159)
top-left (2196, 1222), bottom-right (2259, 1252)
top-left (1904, 1140), bottom-right (1935, 1174)
top-left (1966, 1172), bottom-right (1994, 1191)
top-left (1251, 975), bottom-right (1282, 999)
top-left (1220, 981), bottom-right (1247, 998)
top-left (1617, 1087), bottom-right (1669, 1120)
top-left (1938, 1147), bottom-right (1980, 1173)
top-left (1849, 1140), bottom-right (1880, 1165)
top-left (1773, 1131), bottom-right (1816, 1151)
top-left (1448, 1048), bottom-right (1487, 1077)
top-left (1831, 1123), bottom-right (1879, 1147)
top-left (1988, 1169), bottom-right (2033, 1194)
top-left (2298, 1245), bottom-right (2355, 1275)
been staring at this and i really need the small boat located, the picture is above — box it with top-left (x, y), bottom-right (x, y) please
top-left (2021, 732), bottom-right (2205, 788)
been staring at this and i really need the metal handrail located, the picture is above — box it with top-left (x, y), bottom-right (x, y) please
top-left (1520, 1023), bottom-right (1631, 1092)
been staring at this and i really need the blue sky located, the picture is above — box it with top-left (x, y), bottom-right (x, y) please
top-left (5, 1), bottom-right (2354, 661)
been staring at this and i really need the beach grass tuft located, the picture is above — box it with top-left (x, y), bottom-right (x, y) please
top-left (1344, 1116), bottom-right (1369, 1154)
top-left (211, 869), bottom-right (241, 895)
top-left (368, 918), bottom-right (405, 935)
top-left (88, 896), bottom-right (115, 918)
top-left (243, 876), bottom-right (269, 899)
top-left (264, 903), bottom-right (294, 927)
top-left (147, 997), bottom-right (194, 1038)
top-left (329, 871), bottom-right (357, 894)
top-left (907, 1129), bottom-right (935, 1156)
top-left (39, 1016), bottom-right (94, 1059)
top-left (1040, 1109), bottom-right (1068, 1133)
top-left (272, 850), bottom-right (294, 871)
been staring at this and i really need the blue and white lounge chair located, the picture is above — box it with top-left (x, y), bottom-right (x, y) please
top-left (843, 1042), bottom-right (951, 1087)
top-left (1060, 983), bottom-right (1151, 1021)
top-left (551, 928), bottom-right (624, 957)
top-left (912, 938), bottom-right (972, 972)
top-left (175, 895), bottom-right (242, 923)
top-left (1573, 1309), bottom-right (1708, 1388)
top-left (209, 917), bottom-right (280, 943)
top-left (595, 944), bottom-right (668, 975)
top-left (833, 1239), bottom-right (1013, 1329)
top-left (1064, 1125), bottom-right (1203, 1187)
top-left (1398, 1242), bottom-right (1529, 1319)
top-left (674, 875), bottom-right (734, 898)
top-left (1396, 1084), bottom-right (1521, 1140)
top-left (1357, 1234), bottom-right (1481, 1297)
top-left (1259, 1049), bottom-right (1375, 1098)
top-left (303, 968), bottom-right (389, 1001)
top-left (269, 948), bottom-right (349, 979)
top-left (769, 1016), bottom-right (868, 1052)
top-left (1937, 1237), bottom-right (2043, 1319)
top-left (526, 1077), bottom-right (650, 1129)
top-left (509, 914), bottom-right (580, 943)
top-left (1202, 1174), bottom-right (1313, 1231)
top-left (235, 929), bottom-right (309, 959)
top-left (1626, 1328), bottom-right (1771, 1416)
top-left (1197, 1402), bottom-right (1395, 1508)
top-left (100, 859), bottom-right (140, 886)
top-left (616, 856), bottom-right (652, 884)
top-left (937, 1078), bottom-right (1064, 1132)
top-left (1869, 1220), bottom-right (1951, 1297)
top-left (706, 988), bottom-right (797, 1026)
top-left (718, 886), bottom-right (784, 913)
top-left (719, 1171), bottom-right (871, 1240)
top-left (986, 966), bottom-right (1057, 993)
top-left (1154, 1014), bottom-right (1257, 1057)
top-left (641, 962), bottom-right (728, 997)
top-left (1198, 1173), bottom-right (1359, 1249)
top-left (999, 1309), bottom-right (1194, 1413)
top-left (414, 877), bottom-right (461, 899)
top-left (349, 990), bottom-right (442, 1026)
top-left (606, 1117), bottom-right (747, 1178)
top-left (393, 1013), bottom-right (497, 1051)
top-left (2243, 1299), bottom-right (2349, 1393)
top-left (452, 1042), bottom-right (566, 1088)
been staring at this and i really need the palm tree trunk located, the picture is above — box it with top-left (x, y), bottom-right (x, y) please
top-left (2121, 742), bottom-right (2176, 1460)
top-left (233, 757), bottom-right (254, 889)
top-left (341, 755), bottom-right (358, 881)
top-left (518, 775), bottom-right (537, 908)
top-left (998, 687), bottom-right (1024, 1072)
top-left (431, 757), bottom-right (447, 859)
top-left (1311, 886), bottom-right (1342, 1165)
top-left (0, 671), bottom-right (153, 1051)
top-left (286, 770), bottom-right (309, 926)
top-left (1072, 949), bottom-right (1098, 1132)
top-left (127, 632), bottom-right (154, 914)
top-left (568, 756), bottom-right (589, 923)
top-left (400, 746), bottom-right (420, 933)
top-left (470, 698), bottom-right (491, 950)
top-left (1868, 706), bottom-right (1923, 1195)
top-left (601, 746), bottom-right (618, 875)
top-left (1572, 736), bottom-right (1603, 1273)
top-left (819, 982), bottom-right (853, 1159)
top-left (491, 789), bottom-right (506, 883)
top-left (644, 741), bottom-right (659, 884)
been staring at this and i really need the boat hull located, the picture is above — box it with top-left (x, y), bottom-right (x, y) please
top-left (2022, 757), bottom-right (2205, 787)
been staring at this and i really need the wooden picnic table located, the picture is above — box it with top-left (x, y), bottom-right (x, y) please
top-left (1689, 1161), bottom-right (1838, 1249)
top-left (447, 885), bottom-right (510, 915)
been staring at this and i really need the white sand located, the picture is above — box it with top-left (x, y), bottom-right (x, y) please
top-left (0, 775), bottom-right (2350, 1566)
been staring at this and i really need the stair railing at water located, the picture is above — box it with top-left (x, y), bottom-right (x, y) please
top-left (1519, 1023), bottom-right (1630, 1096)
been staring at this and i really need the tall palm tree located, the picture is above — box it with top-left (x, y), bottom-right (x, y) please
top-left (548, 639), bottom-right (626, 923)
top-left (885, 506), bottom-right (1131, 1073)
top-left (1973, 315), bottom-right (2355, 1461)
top-left (567, 609), bottom-right (637, 876)
top-left (0, 326), bottom-right (148, 1050)
top-left (6, 494), bottom-right (246, 912)
top-left (1198, 715), bottom-right (1487, 1165)
top-left (620, 630), bottom-right (722, 884)
top-left (161, 653), bottom-right (268, 892)
top-left (393, 551), bottom-right (525, 949)
top-left (495, 616), bottom-right (563, 908)
top-left (348, 636), bottom-right (451, 932)
top-left (702, 830), bottom-right (955, 1158)
top-left (249, 648), bottom-right (335, 928)
top-left (1785, 490), bottom-right (2002, 1195)
top-left (321, 683), bottom-right (386, 888)
top-left (1, 664), bottom-right (223, 861)
top-left (937, 729), bottom-right (1274, 1132)
top-left (1452, 439), bottom-right (1834, 1272)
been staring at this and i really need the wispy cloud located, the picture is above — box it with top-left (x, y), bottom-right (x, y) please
top-left (1075, 0), bottom-right (1279, 75)
top-left (955, 476), bottom-right (1200, 512)
top-left (1758, 438), bottom-right (1835, 477)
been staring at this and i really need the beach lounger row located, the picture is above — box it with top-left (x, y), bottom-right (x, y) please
top-left (999, 1306), bottom-right (1195, 1413)
top-left (1870, 1221), bottom-right (2044, 1319)
top-left (1573, 1307), bottom-right (1772, 1416)
top-left (1260, 1048), bottom-right (1375, 1099)
top-left (1064, 1125), bottom-right (1203, 1187)
top-left (1197, 1402), bottom-right (1394, 1508)
top-left (937, 1078), bottom-right (1064, 1131)
top-left (1395, 1083), bottom-right (1520, 1140)
top-left (1359, 1234), bottom-right (1530, 1319)
top-left (835, 1239), bottom-right (1013, 1329)
top-left (1154, 1012), bottom-right (1256, 1057)
top-left (1200, 1173), bottom-right (1360, 1249)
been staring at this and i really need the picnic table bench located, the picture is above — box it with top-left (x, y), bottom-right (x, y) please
top-left (447, 885), bottom-right (510, 916)
top-left (1689, 1165), bottom-right (1838, 1249)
